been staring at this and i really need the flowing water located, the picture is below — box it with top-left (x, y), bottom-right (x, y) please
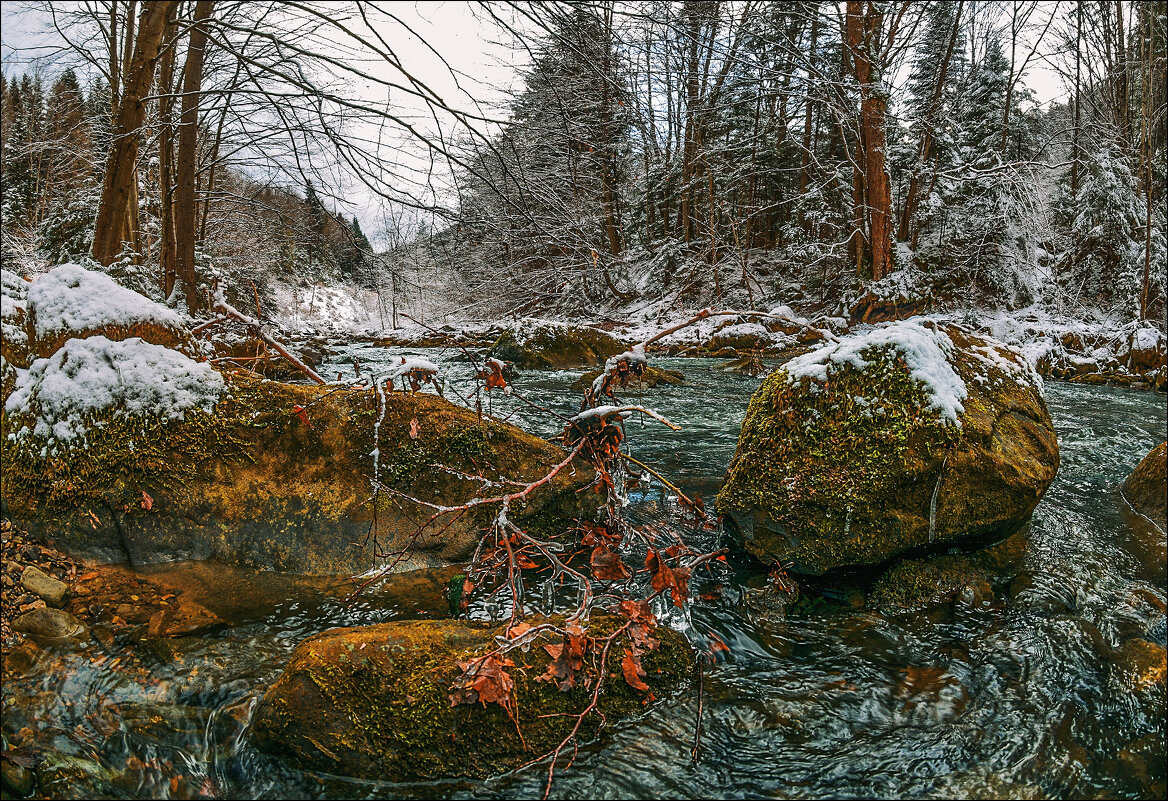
top-left (3, 350), bottom-right (1165, 800)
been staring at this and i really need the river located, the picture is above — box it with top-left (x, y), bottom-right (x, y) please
top-left (2, 351), bottom-right (1164, 799)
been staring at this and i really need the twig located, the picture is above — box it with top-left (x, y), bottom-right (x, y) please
top-left (210, 283), bottom-right (326, 384)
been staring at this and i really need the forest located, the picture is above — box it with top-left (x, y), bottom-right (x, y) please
top-left (2, 1), bottom-right (1164, 326)
top-left (0, 3), bottom-right (1165, 801)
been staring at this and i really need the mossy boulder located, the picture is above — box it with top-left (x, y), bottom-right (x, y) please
top-left (488, 322), bottom-right (625, 369)
top-left (570, 364), bottom-right (685, 392)
top-left (249, 616), bottom-right (692, 781)
top-left (1123, 441), bottom-right (1166, 530)
top-left (1, 373), bottom-right (600, 574)
top-left (716, 321), bottom-right (1059, 575)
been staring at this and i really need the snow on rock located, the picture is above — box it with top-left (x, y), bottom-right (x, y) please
top-left (784, 318), bottom-right (968, 426)
top-left (25, 263), bottom-right (189, 355)
top-left (5, 335), bottom-right (224, 448)
top-left (1133, 327), bottom-right (1165, 351)
top-left (377, 356), bottom-right (440, 383)
top-left (1, 269), bottom-right (30, 363)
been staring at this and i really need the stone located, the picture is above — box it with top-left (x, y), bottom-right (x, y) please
top-left (20, 565), bottom-right (67, 608)
top-left (34, 752), bottom-right (112, 800)
top-left (868, 553), bottom-right (995, 614)
top-left (1123, 441), bottom-right (1166, 530)
top-left (1, 757), bottom-right (35, 798)
top-left (487, 323), bottom-right (625, 369)
top-left (250, 616), bottom-right (691, 782)
top-left (570, 364), bottom-right (685, 393)
top-left (1113, 638), bottom-right (1167, 695)
top-left (717, 322), bottom-right (1059, 575)
top-left (3, 373), bottom-right (600, 575)
top-left (10, 608), bottom-right (87, 640)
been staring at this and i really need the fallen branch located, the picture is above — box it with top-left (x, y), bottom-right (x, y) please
top-left (209, 282), bottom-right (326, 384)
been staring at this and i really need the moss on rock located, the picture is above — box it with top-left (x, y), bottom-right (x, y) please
top-left (249, 616), bottom-right (692, 781)
top-left (1123, 441), bottom-right (1166, 530)
top-left (489, 324), bottom-right (625, 370)
top-left (716, 324), bottom-right (1058, 575)
top-left (1, 373), bottom-right (600, 574)
top-left (570, 364), bottom-right (685, 393)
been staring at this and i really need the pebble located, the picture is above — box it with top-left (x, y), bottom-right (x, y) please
top-left (21, 566), bottom-right (68, 608)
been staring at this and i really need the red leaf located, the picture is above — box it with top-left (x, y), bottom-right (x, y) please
top-left (449, 654), bottom-right (515, 708)
top-left (140, 491), bottom-right (153, 511)
top-left (409, 417), bottom-right (420, 439)
top-left (291, 404), bottom-right (313, 428)
top-left (590, 544), bottom-right (630, 580)
top-left (621, 648), bottom-right (650, 691)
top-left (646, 549), bottom-right (690, 608)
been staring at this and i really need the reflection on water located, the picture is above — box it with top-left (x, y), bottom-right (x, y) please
top-left (3, 349), bottom-right (1164, 800)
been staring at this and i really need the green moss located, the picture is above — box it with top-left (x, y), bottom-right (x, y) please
top-left (867, 553), bottom-right (992, 613)
top-left (2, 371), bottom-right (599, 573)
top-left (489, 326), bottom-right (624, 370)
top-left (716, 347), bottom-right (960, 572)
top-left (252, 616), bottom-right (692, 781)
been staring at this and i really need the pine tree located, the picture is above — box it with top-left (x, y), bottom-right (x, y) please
top-left (1069, 143), bottom-right (1145, 310)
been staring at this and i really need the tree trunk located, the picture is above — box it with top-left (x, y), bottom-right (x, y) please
top-left (91, 1), bottom-right (177, 267)
top-left (175, 0), bottom-right (215, 313)
top-left (846, 0), bottom-right (893, 281)
top-left (158, 5), bottom-right (179, 296)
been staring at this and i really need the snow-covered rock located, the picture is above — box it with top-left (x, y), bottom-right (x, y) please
top-left (717, 320), bottom-right (1058, 575)
top-left (25, 263), bottom-right (194, 357)
top-left (5, 336), bottom-right (223, 449)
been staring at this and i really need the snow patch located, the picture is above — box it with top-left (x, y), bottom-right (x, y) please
top-left (783, 319), bottom-right (968, 426)
top-left (6, 336), bottom-right (224, 447)
top-left (26, 263), bottom-right (187, 342)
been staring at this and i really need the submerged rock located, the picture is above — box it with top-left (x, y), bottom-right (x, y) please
top-left (868, 553), bottom-right (995, 614)
top-left (571, 364), bottom-right (685, 392)
top-left (717, 320), bottom-right (1059, 575)
top-left (488, 321), bottom-right (625, 369)
top-left (1123, 441), bottom-right (1166, 530)
top-left (11, 607), bottom-right (87, 640)
top-left (34, 751), bottom-right (112, 800)
top-left (250, 616), bottom-right (691, 781)
top-left (2, 374), bottom-right (599, 574)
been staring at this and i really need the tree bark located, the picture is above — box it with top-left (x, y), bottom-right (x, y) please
top-left (175, 0), bottom-right (216, 313)
top-left (92, 0), bottom-right (177, 267)
top-left (157, 4), bottom-right (179, 296)
top-left (846, 0), bottom-right (893, 281)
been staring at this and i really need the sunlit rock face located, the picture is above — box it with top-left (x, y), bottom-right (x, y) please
top-left (717, 320), bottom-right (1059, 575)
top-left (1123, 441), bottom-right (1167, 530)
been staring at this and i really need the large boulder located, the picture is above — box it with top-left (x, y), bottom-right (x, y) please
top-left (3, 270), bottom-right (598, 574)
top-left (2, 372), bottom-right (600, 574)
top-left (249, 616), bottom-right (691, 781)
top-left (717, 319), bottom-right (1059, 575)
top-left (1123, 441), bottom-right (1166, 530)
top-left (488, 320), bottom-right (625, 369)
top-left (1122, 326), bottom-right (1167, 374)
